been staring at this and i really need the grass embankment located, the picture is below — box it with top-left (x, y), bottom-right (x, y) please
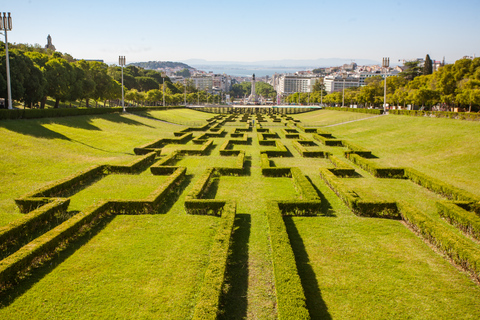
top-left (1, 109), bottom-right (480, 319)
top-left (132, 108), bottom-right (213, 125)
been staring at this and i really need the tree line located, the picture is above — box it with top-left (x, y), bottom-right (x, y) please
top-left (286, 56), bottom-right (480, 111)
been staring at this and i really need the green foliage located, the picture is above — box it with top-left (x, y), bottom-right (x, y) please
top-left (266, 201), bottom-right (310, 320)
top-left (436, 201), bottom-right (480, 240)
top-left (192, 201), bottom-right (236, 319)
top-left (399, 202), bottom-right (480, 281)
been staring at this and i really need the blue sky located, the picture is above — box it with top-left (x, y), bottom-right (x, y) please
top-left (3, 0), bottom-right (479, 65)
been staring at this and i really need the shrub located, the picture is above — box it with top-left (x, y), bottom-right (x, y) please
top-left (346, 154), bottom-right (405, 179)
top-left (324, 107), bottom-right (383, 115)
top-left (404, 168), bottom-right (480, 202)
top-left (436, 201), bottom-right (480, 240)
top-left (0, 198), bottom-right (70, 260)
top-left (266, 201), bottom-right (310, 320)
top-left (398, 202), bottom-right (480, 281)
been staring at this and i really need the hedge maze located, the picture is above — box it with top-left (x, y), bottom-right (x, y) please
top-left (1, 110), bottom-right (480, 318)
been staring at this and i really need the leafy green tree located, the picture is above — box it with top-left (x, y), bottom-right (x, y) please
top-left (136, 76), bottom-right (159, 92)
top-left (44, 57), bottom-right (74, 108)
top-left (175, 69), bottom-right (191, 77)
top-left (400, 61), bottom-right (422, 81)
top-left (256, 82), bottom-right (276, 99)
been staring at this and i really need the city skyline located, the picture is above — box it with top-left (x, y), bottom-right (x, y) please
top-left (3, 0), bottom-right (479, 66)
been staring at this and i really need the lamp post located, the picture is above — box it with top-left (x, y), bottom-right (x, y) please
top-left (161, 72), bottom-right (166, 107)
top-left (1, 13), bottom-right (13, 109)
top-left (382, 57), bottom-right (390, 112)
top-left (119, 56), bottom-right (126, 112)
top-left (342, 72), bottom-right (347, 107)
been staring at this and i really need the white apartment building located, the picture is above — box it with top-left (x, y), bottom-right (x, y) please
top-left (191, 74), bottom-right (214, 91)
top-left (190, 74), bottom-right (231, 92)
top-left (276, 74), bottom-right (323, 95)
top-left (323, 75), bottom-right (359, 93)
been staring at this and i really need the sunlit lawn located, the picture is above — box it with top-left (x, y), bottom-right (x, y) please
top-left (1, 109), bottom-right (480, 319)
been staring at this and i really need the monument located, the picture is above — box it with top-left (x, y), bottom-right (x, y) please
top-left (45, 34), bottom-right (56, 51)
top-left (247, 73), bottom-right (258, 104)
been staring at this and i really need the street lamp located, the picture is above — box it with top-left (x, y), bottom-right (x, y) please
top-left (1, 12), bottom-right (13, 109)
top-left (382, 57), bottom-right (390, 112)
top-left (119, 56), bottom-right (126, 112)
top-left (161, 72), bottom-right (166, 107)
top-left (342, 72), bottom-right (347, 107)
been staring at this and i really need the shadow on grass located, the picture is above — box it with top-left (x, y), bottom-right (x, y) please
top-left (0, 120), bottom-right (72, 140)
top-left (0, 214), bottom-right (116, 309)
top-left (218, 213), bottom-right (251, 320)
top-left (306, 176), bottom-right (336, 217)
top-left (283, 217), bottom-right (332, 320)
top-left (156, 174), bottom-right (193, 214)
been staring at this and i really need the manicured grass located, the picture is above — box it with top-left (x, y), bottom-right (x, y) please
top-left (136, 108), bottom-right (214, 125)
top-left (1, 108), bottom-right (480, 319)
top-left (0, 112), bottom-right (179, 223)
top-left (0, 213), bottom-right (219, 319)
top-left (294, 109), bottom-right (377, 126)
top-left (68, 173), bottom-right (169, 212)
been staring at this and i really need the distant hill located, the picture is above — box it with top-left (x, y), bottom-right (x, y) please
top-left (129, 61), bottom-right (194, 70)
top-left (183, 58), bottom-right (380, 68)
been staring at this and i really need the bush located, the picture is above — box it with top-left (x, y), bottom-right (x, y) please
top-left (398, 202), bottom-right (480, 281)
top-left (15, 165), bottom-right (106, 213)
top-left (346, 154), bottom-right (405, 179)
top-left (405, 168), bottom-right (480, 202)
top-left (266, 201), bottom-right (310, 320)
top-left (319, 168), bottom-right (400, 219)
top-left (436, 201), bottom-right (480, 240)
top-left (389, 109), bottom-right (480, 121)
top-left (325, 107), bottom-right (383, 115)
top-left (312, 133), bottom-right (343, 146)
top-left (0, 198), bottom-right (70, 260)
top-left (292, 140), bottom-right (328, 158)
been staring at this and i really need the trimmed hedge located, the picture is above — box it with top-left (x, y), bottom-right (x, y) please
top-left (216, 151), bottom-right (246, 176)
top-left (107, 152), bottom-right (157, 174)
top-left (185, 168), bottom-right (217, 202)
top-left (260, 141), bottom-right (290, 157)
top-left (404, 168), bottom-right (480, 202)
top-left (134, 132), bottom-right (193, 154)
top-left (295, 123), bottom-right (318, 133)
top-left (342, 140), bottom-right (373, 158)
top-left (276, 200), bottom-right (322, 216)
top-left (346, 154), bottom-right (405, 179)
top-left (0, 198), bottom-right (70, 260)
top-left (389, 109), bottom-right (480, 121)
top-left (15, 165), bottom-right (105, 213)
top-left (292, 140), bottom-right (328, 158)
top-left (436, 201), bottom-right (480, 240)
top-left (398, 202), bottom-right (480, 281)
top-left (0, 200), bottom-right (112, 288)
top-left (312, 133), bottom-right (343, 147)
top-left (319, 168), bottom-right (400, 219)
top-left (291, 167), bottom-right (320, 201)
top-left (178, 138), bottom-right (214, 156)
top-left (325, 107), bottom-right (383, 115)
top-left (266, 201), bottom-right (310, 320)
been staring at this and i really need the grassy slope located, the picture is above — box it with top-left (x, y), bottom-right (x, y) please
top-left (0, 113), bottom-right (179, 225)
top-left (1, 109), bottom-right (480, 319)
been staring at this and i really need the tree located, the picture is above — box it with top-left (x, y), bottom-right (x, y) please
top-left (136, 76), bottom-right (159, 92)
top-left (175, 69), bottom-right (191, 77)
top-left (400, 61), bottom-right (422, 81)
top-left (44, 57), bottom-right (74, 108)
top-left (424, 54), bottom-right (433, 75)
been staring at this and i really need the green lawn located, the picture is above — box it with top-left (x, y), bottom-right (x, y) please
top-left (1, 108), bottom-right (480, 319)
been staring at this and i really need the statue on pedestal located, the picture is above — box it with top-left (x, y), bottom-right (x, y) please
top-left (45, 34), bottom-right (56, 51)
